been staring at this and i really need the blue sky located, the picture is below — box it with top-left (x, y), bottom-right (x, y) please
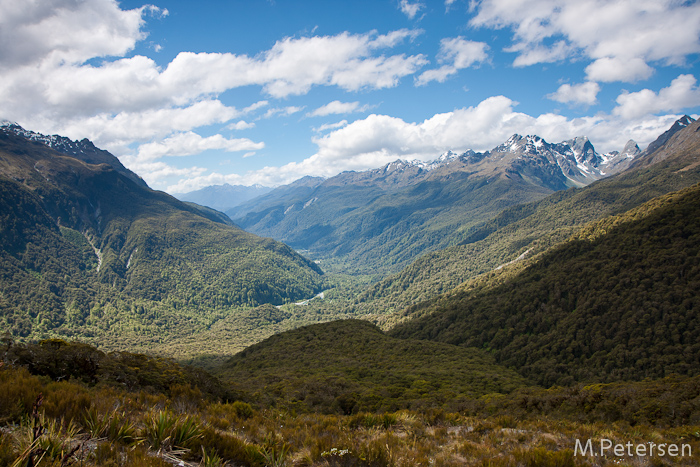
top-left (1, 0), bottom-right (699, 192)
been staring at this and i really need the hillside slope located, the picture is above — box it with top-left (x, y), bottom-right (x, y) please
top-left (389, 182), bottom-right (700, 387)
top-left (0, 125), bottom-right (323, 350)
top-left (219, 319), bottom-right (527, 413)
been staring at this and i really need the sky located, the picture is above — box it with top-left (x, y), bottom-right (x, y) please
top-left (1, 0), bottom-right (700, 193)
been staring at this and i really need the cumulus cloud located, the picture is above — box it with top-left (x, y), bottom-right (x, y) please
top-left (0, 1), bottom-right (427, 162)
top-left (5, 30), bottom-right (425, 124)
top-left (548, 82), bottom-right (600, 106)
top-left (0, 0), bottom-right (163, 69)
top-left (585, 57), bottom-right (654, 83)
top-left (613, 74), bottom-right (700, 119)
top-left (469, 0), bottom-right (700, 82)
top-left (417, 37), bottom-right (489, 85)
top-left (52, 100), bottom-right (239, 148)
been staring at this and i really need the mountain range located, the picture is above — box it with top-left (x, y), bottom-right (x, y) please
top-left (222, 131), bottom-right (644, 273)
top-left (222, 115), bottom-right (700, 402)
top-left (2, 116), bottom-right (699, 387)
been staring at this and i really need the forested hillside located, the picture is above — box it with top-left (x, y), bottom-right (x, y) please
top-left (220, 319), bottom-right (527, 413)
top-left (390, 182), bottom-right (700, 387)
top-left (0, 127), bottom-right (323, 353)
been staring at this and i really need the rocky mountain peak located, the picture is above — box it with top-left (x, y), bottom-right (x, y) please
top-left (643, 115), bottom-right (696, 157)
top-left (566, 136), bottom-right (599, 165)
top-left (621, 140), bottom-right (641, 158)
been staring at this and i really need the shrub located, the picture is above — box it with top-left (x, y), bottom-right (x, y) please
top-left (513, 447), bottom-right (576, 467)
top-left (142, 409), bottom-right (178, 451)
top-left (232, 401), bottom-right (254, 420)
top-left (0, 367), bottom-right (41, 423)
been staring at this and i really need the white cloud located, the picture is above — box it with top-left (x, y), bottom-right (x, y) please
top-left (417, 37), bottom-right (489, 85)
top-left (130, 161), bottom-right (209, 188)
top-left (38, 99), bottom-right (241, 157)
top-left (166, 171), bottom-right (246, 193)
top-left (257, 98), bottom-right (679, 184)
top-left (399, 0), bottom-right (424, 19)
top-left (547, 81), bottom-right (600, 106)
top-left (470, 0), bottom-right (700, 82)
top-left (0, 0), bottom-right (163, 69)
top-left (613, 74), bottom-right (700, 119)
top-left (508, 41), bottom-right (572, 67)
top-left (253, 30), bottom-right (427, 97)
top-left (308, 101), bottom-right (369, 117)
top-left (313, 120), bottom-right (349, 133)
top-left (135, 131), bottom-right (264, 161)
top-left (585, 57), bottom-right (654, 83)
top-left (0, 2), bottom-right (427, 153)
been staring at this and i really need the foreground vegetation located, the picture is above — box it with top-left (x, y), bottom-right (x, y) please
top-left (1, 340), bottom-right (699, 466)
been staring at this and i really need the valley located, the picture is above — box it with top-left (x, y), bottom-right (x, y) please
top-left (2, 117), bottom-right (700, 466)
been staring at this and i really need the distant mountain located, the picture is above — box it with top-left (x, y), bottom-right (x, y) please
top-left (0, 124), bottom-right (323, 348)
top-left (173, 183), bottom-right (273, 213)
top-left (230, 133), bottom-right (640, 273)
top-left (225, 175), bottom-right (325, 219)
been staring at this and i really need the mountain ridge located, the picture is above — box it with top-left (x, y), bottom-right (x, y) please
top-left (0, 121), bottom-right (148, 189)
top-left (228, 129), bottom-right (649, 273)
top-left (389, 181), bottom-right (700, 386)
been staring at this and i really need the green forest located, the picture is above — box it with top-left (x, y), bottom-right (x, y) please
top-left (390, 183), bottom-right (700, 387)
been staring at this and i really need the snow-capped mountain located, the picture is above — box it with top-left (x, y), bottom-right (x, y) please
top-left (339, 132), bottom-right (641, 192)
